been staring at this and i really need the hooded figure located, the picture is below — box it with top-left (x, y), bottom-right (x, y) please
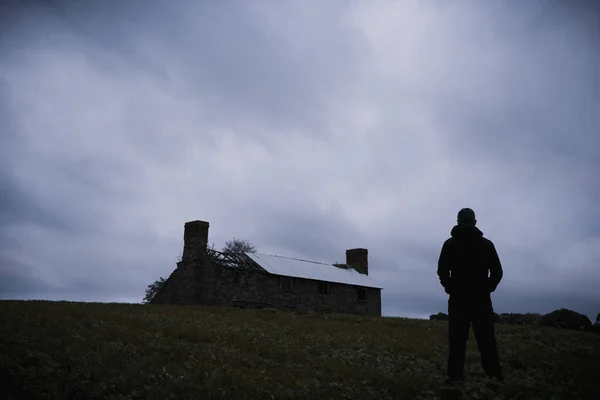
top-left (437, 208), bottom-right (504, 382)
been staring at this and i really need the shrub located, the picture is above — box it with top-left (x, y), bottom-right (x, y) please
top-left (498, 313), bottom-right (542, 326)
top-left (539, 309), bottom-right (592, 331)
top-left (429, 312), bottom-right (448, 321)
top-left (586, 324), bottom-right (600, 335)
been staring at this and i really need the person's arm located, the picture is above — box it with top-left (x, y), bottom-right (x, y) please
top-left (437, 241), bottom-right (452, 294)
top-left (488, 242), bottom-right (503, 292)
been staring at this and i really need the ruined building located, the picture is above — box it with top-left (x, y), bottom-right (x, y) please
top-left (151, 220), bottom-right (383, 316)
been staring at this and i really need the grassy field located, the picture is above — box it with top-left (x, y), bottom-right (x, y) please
top-left (1, 301), bottom-right (599, 400)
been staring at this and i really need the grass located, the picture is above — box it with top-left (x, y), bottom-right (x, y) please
top-left (1, 301), bottom-right (599, 400)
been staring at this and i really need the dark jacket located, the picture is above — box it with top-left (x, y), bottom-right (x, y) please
top-left (437, 224), bottom-right (503, 299)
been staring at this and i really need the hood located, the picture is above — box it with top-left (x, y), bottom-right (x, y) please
top-left (450, 223), bottom-right (484, 238)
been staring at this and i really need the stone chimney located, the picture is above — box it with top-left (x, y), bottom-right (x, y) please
top-left (182, 220), bottom-right (209, 263)
top-left (346, 248), bottom-right (368, 275)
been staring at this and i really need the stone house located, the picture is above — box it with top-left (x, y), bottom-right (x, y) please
top-left (151, 220), bottom-right (383, 316)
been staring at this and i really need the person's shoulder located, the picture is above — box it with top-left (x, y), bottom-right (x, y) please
top-left (480, 236), bottom-right (496, 248)
top-left (442, 237), bottom-right (455, 247)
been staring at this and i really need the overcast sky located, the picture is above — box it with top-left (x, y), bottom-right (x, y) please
top-left (1, 0), bottom-right (599, 320)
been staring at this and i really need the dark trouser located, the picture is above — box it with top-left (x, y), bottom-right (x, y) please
top-left (447, 296), bottom-right (502, 380)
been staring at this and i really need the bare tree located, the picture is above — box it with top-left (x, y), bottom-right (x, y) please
top-left (221, 238), bottom-right (256, 255)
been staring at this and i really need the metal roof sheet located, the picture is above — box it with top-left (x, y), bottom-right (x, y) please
top-left (244, 253), bottom-right (383, 289)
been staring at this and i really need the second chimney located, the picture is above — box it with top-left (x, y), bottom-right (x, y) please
top-left (182, 220), bottom-right (209, 263)
top-left (346, 248), bottom-right (368, 275)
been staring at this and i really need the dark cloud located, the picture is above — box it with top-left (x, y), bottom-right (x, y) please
top-left (1, 1), bottom-right (598, 321)
top-left (2, 0), bottom-right (368, 137)
top-left (0, 169), bottom-right (55, 230)
top-left (249, 198), bottom-right (365, 261)
top-left (0, 255), bottom-right (51, 296)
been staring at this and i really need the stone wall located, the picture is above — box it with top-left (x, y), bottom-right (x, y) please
top-left (152, 257), bottom-right (382, 316)
top-left (151, 262), bottom-right (196, 305)
top-left (212, 267), bottom-right (381, 316)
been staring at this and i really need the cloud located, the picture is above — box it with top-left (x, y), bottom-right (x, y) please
top-left (1, 0), bottom-right (599, 320)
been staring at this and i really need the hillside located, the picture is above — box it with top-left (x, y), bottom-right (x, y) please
top-left (1, 301), bottom-right (599, 400)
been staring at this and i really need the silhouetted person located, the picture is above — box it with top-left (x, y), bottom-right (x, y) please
top-left (437, 208), bottom-right (504, 383)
